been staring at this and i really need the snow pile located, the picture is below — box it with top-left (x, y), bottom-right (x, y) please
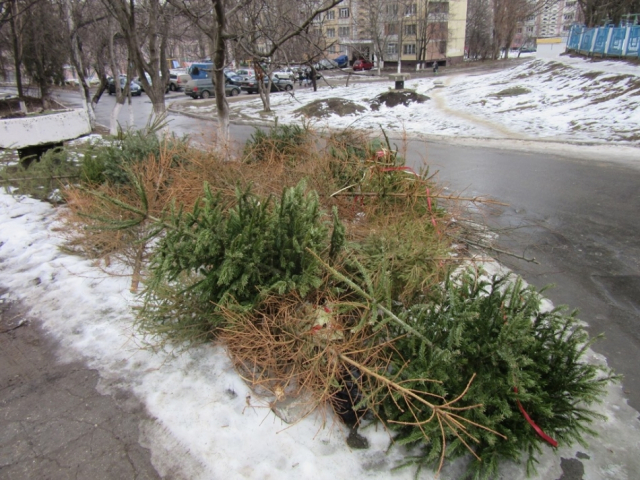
top-left (445, 59), bottom-right (640, 143)
top-left (217, 56), bottom-right (640, 144)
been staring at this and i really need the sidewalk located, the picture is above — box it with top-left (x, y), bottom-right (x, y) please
top-left (0, 290), bottom-right (161, 480)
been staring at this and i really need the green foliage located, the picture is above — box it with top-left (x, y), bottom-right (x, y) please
top-left (327, 130), bottom-right (378, 187)
top-left (242, 122), bottom-right (310, 164)
top-left (79, 129), bottom-right (190, 186)
top-left (382, 268), bottom-right (615, 479)
top-left (354, 222), bottom-right (448, 306)
top-left (0, 147), bottom-right (80, 203)
top-left (139, 180), bottom-right (345, 340)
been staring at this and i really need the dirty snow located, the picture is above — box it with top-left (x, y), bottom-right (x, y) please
top-left (223, 57), bottom-right (640, 145)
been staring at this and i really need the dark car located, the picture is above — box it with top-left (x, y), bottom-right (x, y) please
top-left (334, 55), bottom-right (349, 68)
top-left (224, 71), bottom-right (243, 87)
top-left (108, 77), bottom-right (142, 96)
top-left (241, 76), bottom-right (294, 94)
top-left (353, 59), bottom-right (374, 71)
top-left (183, 77), bottom-right (241, 99)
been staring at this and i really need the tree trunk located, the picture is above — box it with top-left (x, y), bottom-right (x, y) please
top-left (258, 78), bottom-right (271, 113)
top-left (64, 0), bottom-right (96, 128)
top-left (212, 0), bottom-right (229, 145)
top-left (110, 102), bottom-right (123, 136)
top-left (310, 65), bottom-right (318, 91)
top-left (9, 0), bottom-right (27, 112)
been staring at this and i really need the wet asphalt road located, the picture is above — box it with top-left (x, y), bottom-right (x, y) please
top-left (410, 141), bottom-right (640, 413)
top-left (34, 85), bottom-right (640, 413)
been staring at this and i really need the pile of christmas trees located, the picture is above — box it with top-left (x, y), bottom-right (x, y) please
top-left (58, 126), bottom-right (614, 478)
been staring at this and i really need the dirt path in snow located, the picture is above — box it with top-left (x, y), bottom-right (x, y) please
top-left (429, 75), bottom-right (534, 140)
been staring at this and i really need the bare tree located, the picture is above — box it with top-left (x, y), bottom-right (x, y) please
top-left (64, 0), bottom-right (98, 127)
top-left (102, 0), bottom-right (171, 119)
top-left (3, 0), bottom-right (43, 111)
top-left (231, 0), bottom-right (343, 111)
top-left (170, 0), bottom-right (342, 144)
top-left (355, 0), bottom-right (396, 74)
top-left (577, 0), bottom-right (640, 27)
top-left (21, 0), bottom-right (68, 105)
top-left (466, 0), bottom-right (493, 61)
top-left (106, 20), bottom-right (132, 135)
top-left (492, 0), bottom-right (554, 60)
top-left (416, 1), bottom-right (450, 69)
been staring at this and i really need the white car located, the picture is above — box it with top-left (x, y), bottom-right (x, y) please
top-left (273, 68), bottom-right (296, 81)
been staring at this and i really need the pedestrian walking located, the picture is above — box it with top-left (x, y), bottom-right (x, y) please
top-left (298, 70), bottom-right (304, 87)
top-left (432, 61), bottom-right (439, 75)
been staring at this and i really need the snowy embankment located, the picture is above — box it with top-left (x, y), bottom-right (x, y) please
top-left (170, 56), bottom-right (640, 149)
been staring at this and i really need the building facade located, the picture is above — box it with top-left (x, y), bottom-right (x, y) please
top-left (318, 0), bottom-right (468, 68)
top-left (512, 0), bottom-right (582, 49)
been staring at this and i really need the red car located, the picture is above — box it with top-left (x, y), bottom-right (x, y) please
top-left (353, 59), bottom-right (374, 71)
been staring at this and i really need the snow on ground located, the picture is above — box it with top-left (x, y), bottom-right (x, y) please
top-left (173, 55), bottom-right (640, 150)
top-left (1, 190), bottom-right (640, 480)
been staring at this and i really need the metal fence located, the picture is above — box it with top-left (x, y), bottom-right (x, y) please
top-left (567, 24), bottom-right (640, 58)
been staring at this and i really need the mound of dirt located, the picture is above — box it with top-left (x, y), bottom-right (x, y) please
top-left (295, 98), bottom-right (366, 118)
top-left (370, 90), bottom-right (430, 111)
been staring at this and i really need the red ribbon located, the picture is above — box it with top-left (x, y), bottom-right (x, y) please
top-left (513, 387), bottom-right (558, 448)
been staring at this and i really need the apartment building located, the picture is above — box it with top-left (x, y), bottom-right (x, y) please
top-left (513, 0), bottom-right (582, 48)
top-left (318, 1), bottom-right (468, 67)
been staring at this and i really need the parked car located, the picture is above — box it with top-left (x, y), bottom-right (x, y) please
top-left (169, 71), bottom-right (190, 91)
top-left (353, 59), bottom-right (374, 71)
top-left (235, 68), bottom-right (255, 81)
top-left (334, 55), bottom-right (349, 68)
top-left (171, 73), bottom-right (192, 91)
top-left (224, 71), bottom-right (243, 87)
top-left (273, 68), bottom-right (296, 81)
top-left (241, 76), bottom-right (294, 94)
top-left (183, 76), bottom-right (241, 99)
top-left (108, 76), bottom-right (142, 96)
top-left (133, 73), bottom-right (170, 93)
top-left (315, 59), bottom-right (338, 70)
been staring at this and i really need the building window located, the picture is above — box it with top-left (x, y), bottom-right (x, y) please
top-left (326, 28), bottom-right (335, 37)
top-left (386, 4), bottom-right (398, 16)
top-left (517, 27), bottom-right (522, 34)
top-left (439, 40), bottom-right (447, 55)
top-left (429, 2), bottom-right (449, 14)
top-left (325, 10), bottom-right (335, 20)
top-left (527, 26), bottom-right (534, 32)
top-left (387, 43), bottom-right (397, 55)
top-left (405, 3), bottom-right (417, 15)
top-left (405, 24), bottom-right (416, 35)
top-left (385, 23), bottom-right (397, 35)
top-left (566, 1), bottom-right (576, 7)
top-left (338, 26), bottom-right (350, 37)
top-left (328, 45), bottom-right (336, 53)
top-left (564, 13), bottom-right (574, 20)
top-left (403, 43), bottom-right (416, 55)
top-left (339, 7), bottom-right (349, 18)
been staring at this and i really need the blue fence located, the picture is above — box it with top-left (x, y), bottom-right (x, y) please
top-left (567, 24), bottom-right (640, 58)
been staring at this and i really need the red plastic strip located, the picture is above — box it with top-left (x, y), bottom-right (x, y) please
top-left (513, 387), bottom-right (558, 448)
